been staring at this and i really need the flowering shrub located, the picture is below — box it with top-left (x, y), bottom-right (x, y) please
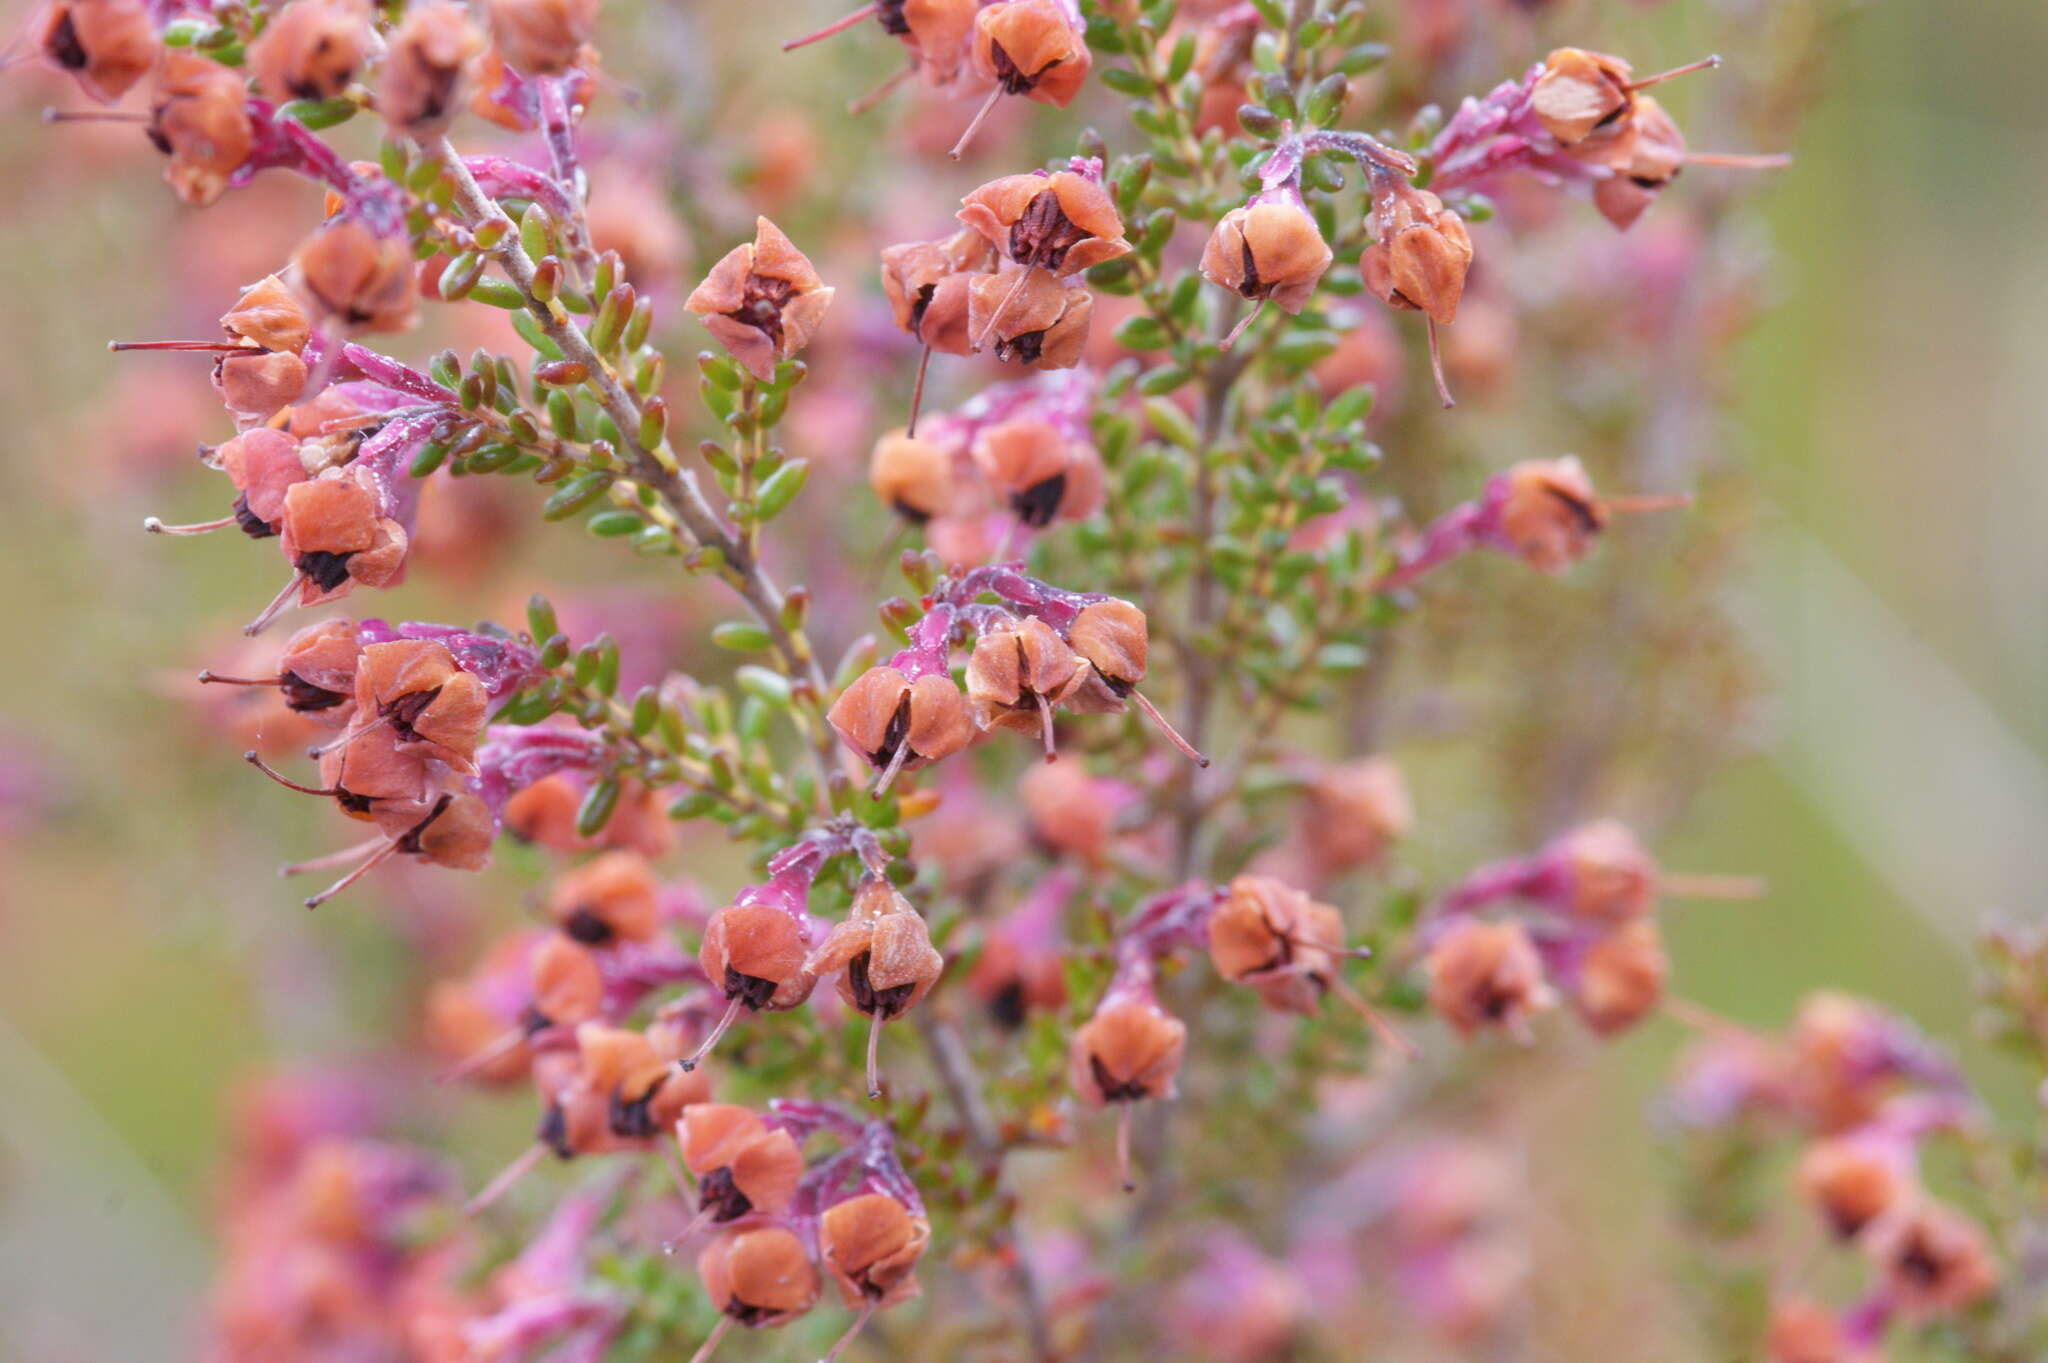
top-left (16, 0), bottom-right (2044, 1359)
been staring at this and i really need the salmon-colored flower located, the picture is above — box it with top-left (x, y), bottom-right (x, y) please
top-left (686, 217), bottom-right (834, 382)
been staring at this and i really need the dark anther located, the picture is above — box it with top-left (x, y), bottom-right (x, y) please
top-left (723, 965), bottom-right (779, 1011)
top-left (297, 549), bottom-right (355, 592)
top-left (1011, 473), bottom-right (1067, 528)
top-left (563, 906), bottom-right (614, 945)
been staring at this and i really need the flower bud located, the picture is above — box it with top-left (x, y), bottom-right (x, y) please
top-left (686, 217), bottom-right (834, 383)
top-left (249, 0), bottom-right (372, 103)
top-left (1425, 918), bottom-right (1553, 1040)
top-left (958, 170), bottom-right (1130, 273)
top-left (379, 2), bottom-right (485, 136)
top-left (698, 1226), bottom-right (820, 1328)
top-left (1361, 187), bottom-right (1472, 327)
top-left (294, 220), bottom-right (420, 333)
top-left (966, 267), bottom-right (1092, 370)
top-left (972, 0), bottom-right (1089, 107)
top-left (37, 0), bottom-right (154, 105)
top-left (149, 54), bottom-right (255, 208)
top-left (869, 431), bottom-right (955, 522)
top-left (1570, 918), bottom-right (1667, 1035)
top-left (819, 1193), bottom-right (930, 1307)
top-left (548, 849), bottom-right (661, 945)
top-left (1300, 756), bottom-right (1412, 874)
top-left (1200, 199), bottom-right (1334, 314)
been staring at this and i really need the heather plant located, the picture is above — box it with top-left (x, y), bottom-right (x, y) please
top-left (13, 0), bottom-right (2042, 1360)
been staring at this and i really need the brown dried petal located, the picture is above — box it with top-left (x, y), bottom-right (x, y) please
top-left (1065, 598), bottom-right (1147, 690)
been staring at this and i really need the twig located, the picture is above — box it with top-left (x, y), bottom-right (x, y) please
top-left (916, 1011), bottom-right (1058, 1363)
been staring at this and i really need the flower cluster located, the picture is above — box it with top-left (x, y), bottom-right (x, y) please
top-left (1664, 992), bottom-right (2013, 1361)
top-left (18, 0), bottom-right (1964, 1361)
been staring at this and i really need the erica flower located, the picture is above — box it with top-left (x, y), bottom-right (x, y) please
top-left (149, 53), bottom-right (256, 208)
top-left (574, 1019), bottom-right (707, 1139)
top-left (197, 616), bottom-right (361, 721)
top-left (826, 664), bottom-right (975, 794)
top-left (1378, 456), bottom-right (1689, 589)
top-left (967, 266), bottom-right (1092, 370)
top-left (1798, 1130), bottom-right (1913, 1240)
top-left (880, 227), bottom-right (997, 356)
top-left (1764, 1299), bottom-right (1848, 1363)
top-left (251, 466), bottom-right (409, 632)
top-left (1200, 196), bottom-right (1333, 317)
top-left (351, 638), bottom-right (490, 769)
top-left (379, 3), bottom-right (486, 136)
top-left (966, 615), bottom-right (1085, 756)
top-left (483, 0), bottom-right (599, 75)
top-left (294, 219), bottom-right (421, 333)
top-left (958, 168), bottom-right (1131, 275)
top-left (1298, 756), bottom-right (1412, 876)
top-left (1072, 958), bottom-right (1186, 1188)
top-left (1529, 47), bottom-right (1643, 146)
top-left (686, 217), bottom-right (834, 383)
top-left (34, 0), bottom-right (154, 105)
top-left (249, 0), bottom-right (373, 103)
top-left (1062, 598), bottom-right (1208, 763)
top-left (675, 1104), bottom-right (804, 1228)
top-left (695, 1226), bottom-right (821, 1349)
top-left (1425, 918), bottom-right (1553, 1041)
top-left (957, 0), bottom-right (1089, 157)
top-left (820, 1191), bottom-right (930, 1309)
top-left (966, 868), bottom-right (1073, 1027)
top-left (806, 874), bottom-right (945, 1096)
top-left (970, 417), bottom-right (1103, 528)
top-left (868, 431), bottom-right (958, 522)
top-left (548, 850), bottom-right (662, 946)
top-left (1863, 1200), bottom-right (1998, 1316)
top-left (1567, 917), bottom-right (1668, 1035)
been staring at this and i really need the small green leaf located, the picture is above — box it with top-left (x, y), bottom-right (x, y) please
top-left (711, 621), bottom-right (774, 652)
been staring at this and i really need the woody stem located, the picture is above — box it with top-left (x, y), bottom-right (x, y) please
top-left (1169, 298), bottom-right (1252, 880)
top-left (915, 1011), bottom-right (1056, 1363)
top-left (432, 138), bottom-right (839, 804)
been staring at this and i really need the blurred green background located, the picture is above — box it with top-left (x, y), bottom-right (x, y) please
top-left (0, 0), bottom-right (2043, 1359)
